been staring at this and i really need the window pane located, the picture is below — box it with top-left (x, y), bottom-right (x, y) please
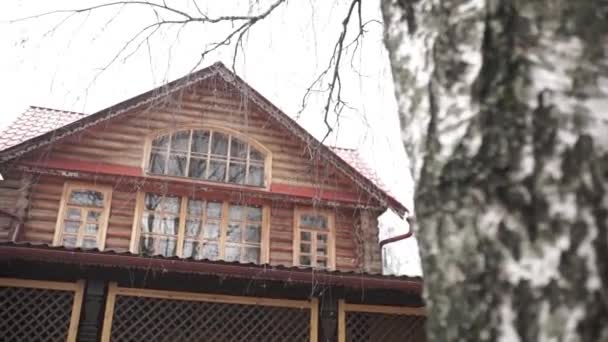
top-left (186, 219), bottom-right (201, 237)
top-left (63, 235), bottom-right (77, 248)
top-left (192, 130), bottom-right (210, 154)
top-left (229, 205), bottom-right (244, 220)
top-left (158, 238), bottom-right (177, 257)
top-left (144, 194), bottom-right (162, 210)
top-left (244, 247), bottom-right (260, 263)
top-left (250, 148), bottom-right (264, 161)
top-left (317, 234), bottom-right (328, 243)
top-left (225, 246), bottom-right (241, 262)
top-left (207, 202), bottom-right (222, 219)
top-left (247, 165), bottom-right (264, 186)
top-left (230, 139), bottom-right (247, 159)
top-left (139, 236), bottom-right (155, 255)
top-left (316, 245), bottom-right (327, 256)
top-left (183, 240), bottom-right (197, 258)
top-left (82, 237), bottom-right (97, 249)
top-left (85, 223), bottom-right (99, 234)
top-left (228, 162), bottom-right (246, 184)
top-left (63, 221), bottom-right (80, 234)
top-left (170, 131), bottom-right (190, 152)
top-left (203, 221), bottom-right (220, 240)
top-left (162, 197), bottom-right (181, 213)
top-left (299, 255), bottom-right (311, 266)
top-left (188, 158), bottom-right (207, 179)
top-left (168, 153), bottom-right (187, 176)
top-left (208, 160), bottom-right (226, 181)
top-left (245, 224), bottom-right (261, 243)
top-left (161, 216), bottom-right (179, 235)
top-left (211, 132), bottom-right (229, 155)
top-left (65, 208), bottom-right (81, 220)
top-left (227, 223), bottom-right (241, 242)
top-left (247, 207), bottom-right (263, 221)
top-left (149, 152), bottom-right (166, 174)
top-left (187, 200), bottom-right (204, 216)
top-left (300, 231), bottom-right (311, 242)
top-left (301, 214), bottom-right (327, 229)
top-left (300, 243), bottom-right (311, 254)
top-left (199, 243), bottom-right (219, 260)
top-left (152, 135), bottom-right (169, 149)
top-left (70, 190), bottom-right (104, 207)
top-left (87, 211), bottom-right (101, 222)
top-left (141, 213), bottom-right (159, 233)
top-left (317, 258), bottom-right (327, 268)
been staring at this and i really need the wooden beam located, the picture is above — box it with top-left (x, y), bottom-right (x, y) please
top-left (343, 302), bottom-right (426, 317)
top-left (100, 282), bottom-right (118, 342)
top-left (310, 297), bottom-right (319, 342)
top-left (67, 280), bottom-right (86, 342)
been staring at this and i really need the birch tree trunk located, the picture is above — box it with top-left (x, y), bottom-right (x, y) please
top-left (382, 0), bottom-right (608, 340)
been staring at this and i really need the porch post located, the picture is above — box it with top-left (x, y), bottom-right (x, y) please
top-left (76, 279), bottom-right (106, 342)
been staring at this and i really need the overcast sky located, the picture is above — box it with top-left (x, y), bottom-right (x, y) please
top-left (0, 0), bottom-right (421, 275)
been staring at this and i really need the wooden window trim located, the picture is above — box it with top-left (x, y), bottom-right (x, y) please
top-left (53, 182), bottom-right (113, 251)
top-left (292, 207), bottom-right (336, 270)
top-left (142, 125), bottom-right (272, 190)
top-left (130, 191), bottom-right (270, 264)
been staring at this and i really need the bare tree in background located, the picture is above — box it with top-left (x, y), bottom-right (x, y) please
top-left (14, 0), bottom-right (608, 340)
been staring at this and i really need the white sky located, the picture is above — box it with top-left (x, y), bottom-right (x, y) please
top-left (0, 0), bottom-right (421, 275)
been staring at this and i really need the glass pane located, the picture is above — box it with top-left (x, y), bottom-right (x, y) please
top-left (247, 207), bottom-right (263, 221)
top-left (186, 219), bottom-right (201, 237)
top-left (317, 258), bottom-right (327, 268)
top-left (207, 202), bottom-right (222, 219)
top-left (211, 132), bottom-right (229, 155)
top-left (300, 231), bottom-right (311, 242)
top-left (228, 162), bottom-right (246, 184)
top-left (139, 236), bottom-right (155, 255)
top-left (244, 247), bottom-right (260, 263)
top-left (250, 148), bottom-right (264, 161)
top-left (301, 214), bottom-right (327, 229)
top-left (63, 221), bottom-right (80, 234)
top-left (316, 245), bottom-right (327, 256)
top-left (299, 255), bottom-right (311, 266)
top-left (229, 205), bottom-right (244, 220)
top-left (161, 216), bottom-right (179, 235)
top-left (65, 208), bottom-right (81, 220)
top-left (188, 158), bottom-right (207, 179)
top-left (87, 211), bottom-right (101, 222)
top-left (187, 200), bottom-right (204, 216)
top-left (245, 224), bottom-right (261, 243)
top-left (168, 154), bottom-right (187, 176)
top-left (317, 234), bottom-right (328, 243)
top-left (230, 139), bottom-right (248, 159)
top-left (183, 240), bottom-right (197, 258)
top-left (141, 212), bottom-right (159, 233)
top-left (85, 223), bottom-right (99, 234)
top-left (63, 235), bottom-right (77, 248)
top-left (149, 152), bottom-right (166, 174)
top-left (162, 197), bottom-right (181, 213)
top-left (144, 194), bottom-right (161, 210)
top-left (203, 221), bottom-right (220, 240)
top-left (199, 243), bottom-right (219, 260)
top-left (82, 237), bottom-right (97, 249)
top-left (227, 223), bottom-right (241, 242)
top-left (300, 243), bottom-right (311, 254)
top-left (247, 165), bottom-right (264, 186)
top-left (152, 135), bottom-right (169, 149)
top-left (225, 246), bottom-right (241, 262)
top-left (170, 131), bottom-right (191, 152)
top-left (192, 130), bottom-right (210, 154)
top-left (70, 190), bottom-right (104, 207)
top-left (158, 238), bottom-right (177, 257)
top-left (208, 160), bottom-right (226, 181)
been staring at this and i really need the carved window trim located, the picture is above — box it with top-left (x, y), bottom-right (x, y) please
top-left (53, 182), bottom-right (113, 250)
top-left (143, 127), bottom-right (272, 189)
top-left (292, 207), bottom-right (336, 270)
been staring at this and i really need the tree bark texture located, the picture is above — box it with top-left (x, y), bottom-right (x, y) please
top-left (382, 0), bottom-right (608, 340)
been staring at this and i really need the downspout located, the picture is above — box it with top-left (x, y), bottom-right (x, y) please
top-left (379, 216), bottom-right (415, 248)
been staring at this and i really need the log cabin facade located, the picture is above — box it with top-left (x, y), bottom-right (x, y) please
top-left (0, 62), bottom-right (425, 342)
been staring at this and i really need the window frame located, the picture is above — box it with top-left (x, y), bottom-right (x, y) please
top-left (129, 191), bottom-right (270, 264)
top-left (292, 207), bottom-right (336, 270)
top-left (53, 182), bottom-right (113, 250)
top-left (142, 126), bottom-right (272, 190)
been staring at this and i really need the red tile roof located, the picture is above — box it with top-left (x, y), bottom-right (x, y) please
top-left (0, 106), bottom-right (85, 150)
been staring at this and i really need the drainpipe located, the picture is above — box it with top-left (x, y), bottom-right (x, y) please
top-left (379, 216), bottom-right (415, 248)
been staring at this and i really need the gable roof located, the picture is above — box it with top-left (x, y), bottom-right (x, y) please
top-left (0, 62), bottom-right (406, 215)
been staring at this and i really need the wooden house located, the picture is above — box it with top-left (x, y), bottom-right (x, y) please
top-left (0, 62), bottom-right (425, 342)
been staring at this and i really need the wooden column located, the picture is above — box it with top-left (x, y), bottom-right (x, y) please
top-left (319, 293), bottom-right (339, 342)
top-left (77, 279), bottom-right (106, 342)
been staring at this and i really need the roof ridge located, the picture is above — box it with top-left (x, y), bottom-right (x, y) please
top-left (28, 105), bottom-right (86, 115)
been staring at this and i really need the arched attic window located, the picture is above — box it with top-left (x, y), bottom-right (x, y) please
top-left (148, 129), bottom-right (267, 187)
